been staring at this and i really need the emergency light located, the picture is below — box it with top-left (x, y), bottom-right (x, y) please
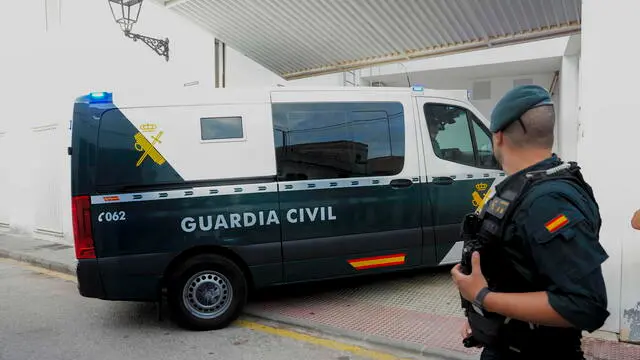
top-left (89, 92), bottom-right (113, 104)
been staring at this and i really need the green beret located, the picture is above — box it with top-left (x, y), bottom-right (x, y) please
top-left (490, 85), bottom-right (553, 133)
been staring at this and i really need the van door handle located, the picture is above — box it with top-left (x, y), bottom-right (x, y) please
top-left (389, 179), bottom-right (413, 188)
top-left (432, 176), bottom-right (454, 185)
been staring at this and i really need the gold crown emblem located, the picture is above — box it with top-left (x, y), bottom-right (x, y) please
top-left (475, 183), bottom-right (488, 191)
top-left (140, 124), bottom-right (157, 132)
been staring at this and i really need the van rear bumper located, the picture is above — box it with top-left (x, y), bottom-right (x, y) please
top-left (76, 253), bottom-right (173, 302)
top-left (76, 259), bottom-right (106, 299)
top-left (97, 254), bottom-right (170, 301)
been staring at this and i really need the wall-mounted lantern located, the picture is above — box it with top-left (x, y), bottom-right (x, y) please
top-left (108, 0), bottom-right (169, 61)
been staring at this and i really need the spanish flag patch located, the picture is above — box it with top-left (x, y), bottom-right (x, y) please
top-left (545, 214), bottom-right (569, 233)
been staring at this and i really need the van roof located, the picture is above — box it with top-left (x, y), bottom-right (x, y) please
top-left (75, 85), bottom-right (470, 109)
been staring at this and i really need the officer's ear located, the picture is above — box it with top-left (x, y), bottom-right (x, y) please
top-left (492, 132), bottom-right (504, 147)
top-left (632, 209), bottom-right (640, 230)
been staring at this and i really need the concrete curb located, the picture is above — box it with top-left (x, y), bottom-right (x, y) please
top-left (244, 308), bottom-right (478, 360)
top-left (0, 248), bottom-right (76, 276)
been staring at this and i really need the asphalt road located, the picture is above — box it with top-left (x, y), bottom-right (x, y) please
top-left (0, 259), bottom-right (412, 360)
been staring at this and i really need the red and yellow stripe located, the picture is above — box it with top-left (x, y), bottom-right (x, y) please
top-left (103, 196), bottom-right (120, 202)
top-left (545, 214), bottom-right (569, 233)
top-left (348, 253), bottom-right (406, 270)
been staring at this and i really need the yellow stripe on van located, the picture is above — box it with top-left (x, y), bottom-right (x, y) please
top-left (348, 254), bottom-right (406, 270)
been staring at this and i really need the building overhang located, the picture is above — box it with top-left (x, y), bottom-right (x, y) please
top-left (154, 0), bottom-right (581, 80)
top-left (361, 35), bottom-right (573, 87)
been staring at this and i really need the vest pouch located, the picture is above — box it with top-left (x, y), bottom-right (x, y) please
top-left (469, 317), bottom-right (539, 356)
top-left (461, 213), bottom-right (482, 239)
top-left (467, 309), bottom-right (504, 346)
top-left (497, 319), bottom-right (538, 354)
top-left (494, 322), bottom-right (584, 359)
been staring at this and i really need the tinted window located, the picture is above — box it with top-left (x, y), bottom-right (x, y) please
top-left (201, 117), bottom-right (243, 140)
top-left (272, 102), bottom-right (405, 181)
top-left (425, 104), bottom-right (475, 167)
top-left (424, 103), bottom-right (500, 169)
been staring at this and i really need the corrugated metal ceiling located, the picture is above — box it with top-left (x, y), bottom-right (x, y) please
top-left (163, 0), bottom-right (581, 80)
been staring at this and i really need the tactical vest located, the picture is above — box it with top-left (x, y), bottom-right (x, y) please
top-left (464, 160), bottom-right (600, 354)
top-left (475, 160), bottom-right (600, 292)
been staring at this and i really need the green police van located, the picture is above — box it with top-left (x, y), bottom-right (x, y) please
top-left (70, 85), bottom-right (504, 330)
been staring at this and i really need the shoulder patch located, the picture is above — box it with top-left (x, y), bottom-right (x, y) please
top-left (486, 197), bottom-right (510, 219)
top-left (545, 214), bottom-right (570, 233)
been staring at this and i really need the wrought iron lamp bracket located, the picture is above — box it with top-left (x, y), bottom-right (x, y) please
top-left (124, 30), bottom-right (169, 62)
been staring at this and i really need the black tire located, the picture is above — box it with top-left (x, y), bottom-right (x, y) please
top-left (167, 253), bottom-right (247, 331)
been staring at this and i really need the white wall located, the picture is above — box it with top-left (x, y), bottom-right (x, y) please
top-left (558, 55), bottom-right (580, 162)
top-left (0, 0), bottom-right (338, 243)
top-left (470, 74), bottom-right (557, 122)
top-left (579, 0), bottom-right (640, 339)
top-left (459, 73), bottom-right (560, 155)
top-left (225, 47), bottom-right (344, 87)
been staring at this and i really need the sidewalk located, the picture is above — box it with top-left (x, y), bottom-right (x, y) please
top-left (1, 233), bottom-right (639, 360)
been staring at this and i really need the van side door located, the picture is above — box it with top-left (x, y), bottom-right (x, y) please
top-left (415, 97), bottom-right (504, 266)
top-left (271, 90), bottom-right (423, 282)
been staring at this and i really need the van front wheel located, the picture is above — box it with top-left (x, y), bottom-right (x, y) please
top-left (167, 254), bottom-right (247, 330)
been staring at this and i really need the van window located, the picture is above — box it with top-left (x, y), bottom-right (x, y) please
top-left (201, 116), bottom-right (243, 140)
top-left (470, 113), bottom-right (499, 169)
top-left (272, 102), bottom-right (405, 181)
top-left (424, 103), bottom-right (500, 169)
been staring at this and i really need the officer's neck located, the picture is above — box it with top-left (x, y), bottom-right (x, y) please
top-left (502, 148), bottom-right (553, 176)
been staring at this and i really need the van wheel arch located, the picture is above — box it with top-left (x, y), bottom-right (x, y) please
top-left (161, 246), bottom-right (254, 292)
top-left (162, 247), bottom-right (253, 330)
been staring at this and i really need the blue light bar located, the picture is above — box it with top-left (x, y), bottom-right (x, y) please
top-left (88, 92), bottom-right (113, 104)
top-left (412, 85), bottom-right (424, 92)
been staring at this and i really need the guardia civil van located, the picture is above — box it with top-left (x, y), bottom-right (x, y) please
top-left (70, 85), bottom-right (504, 330)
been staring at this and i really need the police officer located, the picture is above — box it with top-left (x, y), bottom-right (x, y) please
top-left (450, 85), bottom-right (610, 359)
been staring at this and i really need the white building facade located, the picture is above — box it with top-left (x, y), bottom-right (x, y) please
top-left (578, 0), bottom-right (639, 342)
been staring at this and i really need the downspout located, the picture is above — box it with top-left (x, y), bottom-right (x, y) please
top-left (214, 39), bottom-right (220, 88)
top-left (549, 70), bottom-right (560, 95)
top-left (222, 42), bottom-right (226, 88)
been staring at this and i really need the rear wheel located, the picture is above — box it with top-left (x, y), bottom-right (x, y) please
top-left (167, 254), bottom-right (247, 330)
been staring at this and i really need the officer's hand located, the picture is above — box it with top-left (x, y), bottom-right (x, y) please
top-left (460, 320), bottom-right (483, 348)
top-left (450, 251), bottom-right (488, 302)
top-left (461, 319), bottom-right (472, 339)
